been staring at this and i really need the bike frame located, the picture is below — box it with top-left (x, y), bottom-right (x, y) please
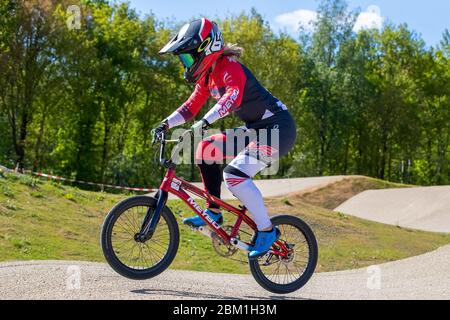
top-left (142, 131), bottom-right (288, 256)
top-left (160, 167), bottom-right (256, 243)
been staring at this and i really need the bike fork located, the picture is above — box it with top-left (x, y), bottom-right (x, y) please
top-left (138, 189), bottom-right (168, 241)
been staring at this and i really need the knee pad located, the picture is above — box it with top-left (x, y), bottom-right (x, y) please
top-left (223, 167), bottom-right (271, 230)
top-left (223, 165), bottom-right (250, 178)
top-left (223, 165), bottom-right (250, 189)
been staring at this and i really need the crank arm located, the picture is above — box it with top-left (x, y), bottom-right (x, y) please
top-left (230, 238), bottom-right (251, 252)
top-left (196, 226), bottom-right (214, 238)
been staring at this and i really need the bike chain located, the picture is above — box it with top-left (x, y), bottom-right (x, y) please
top-left (178, 212), bottom-right (254, 265)
top-left (178, 213), bottom-right (294, 266)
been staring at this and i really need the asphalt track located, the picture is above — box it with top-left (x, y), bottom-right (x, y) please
top-left (1, 245), bottom-right (449, 300)
top-left (335, 186), bottom-right (450, 233)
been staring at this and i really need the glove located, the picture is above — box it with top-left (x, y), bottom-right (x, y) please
top-left (151, 121), bottom-right (168, 144)
top-left (191, 119), bottom-right (210, 132)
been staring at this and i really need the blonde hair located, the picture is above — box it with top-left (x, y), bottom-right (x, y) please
top-left (222, 43), bottom-right (244, 58)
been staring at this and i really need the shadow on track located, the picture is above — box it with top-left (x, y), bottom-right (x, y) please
top-left (131, 288), bottom-right (242, 300)
top-left (131, 288), bottom-right (308, 300)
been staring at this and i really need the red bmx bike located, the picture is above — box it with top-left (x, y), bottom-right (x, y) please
top-left (101, 130), bottom-right (318, 294)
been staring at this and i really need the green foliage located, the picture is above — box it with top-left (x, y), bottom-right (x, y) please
top-left (1, 184), bottom-right (14, 198)
top-left (11, 238), bottom-right (31, 252)
top-left (5, 200), bottom-right (17, 211)
top-left (18, 175), bottom-right (39, 188)
top-left (0, 0), bottom-right (449, 187)
top-left (63, 193), bottom-right (77, 202)
top-left (30, 191), bottom-right (44, 199)
top-left (292, 0), bottom-right (450, 185)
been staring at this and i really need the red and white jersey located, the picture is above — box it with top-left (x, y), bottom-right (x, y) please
top-left (165, 56), bottom-right (287, 128)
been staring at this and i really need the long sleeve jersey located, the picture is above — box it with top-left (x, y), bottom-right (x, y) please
top-left (165, 56), bottom-right (287, 128)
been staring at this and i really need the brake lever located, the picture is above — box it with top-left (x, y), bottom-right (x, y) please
top-left (151, 135), bottom-right (160, 146)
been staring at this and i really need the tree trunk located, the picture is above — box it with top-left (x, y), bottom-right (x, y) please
top-left (378, 136), bottom-right (388, 180)
top-left (16, 105), bottom-right (30, 171)
top-left (343, 139), bottom-right (349, 175)
top-left (101, 117), bottom-right (110, 184)
top-left (33, 111), bottom-right (46, 172)
top-left (387, 150), bottom-right (392, 182)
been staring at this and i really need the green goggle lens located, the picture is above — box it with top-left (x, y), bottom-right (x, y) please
top-left (179, 53), bottom-right (195, 68)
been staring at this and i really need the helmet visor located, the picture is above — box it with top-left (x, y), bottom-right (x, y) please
top-left (179, 53), bottom-right (195, 69)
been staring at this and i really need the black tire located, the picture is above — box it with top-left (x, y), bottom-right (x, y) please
top-left (100, 195), bottom-right (179, 280)
top-left (249, 215), bottom-right (318, 294)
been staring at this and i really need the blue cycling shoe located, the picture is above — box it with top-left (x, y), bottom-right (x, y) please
top-left (183, 209), bottom-right (223, 228)
top-left (249, 227), bottom-right (280, 260)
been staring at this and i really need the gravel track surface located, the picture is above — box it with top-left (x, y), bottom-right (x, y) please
top-left (1, 245), bottom-right (449, 300)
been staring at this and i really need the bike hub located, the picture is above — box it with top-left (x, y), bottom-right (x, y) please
top-left (134, 232), bottom-right (152, 243)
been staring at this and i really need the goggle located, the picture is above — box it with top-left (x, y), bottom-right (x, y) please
top-left (179, 53), bottom-right (195, 69)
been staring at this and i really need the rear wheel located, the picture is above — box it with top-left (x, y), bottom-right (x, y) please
top-left (248, 215), bottom-right (318, 294)
top-left (101, 196), bottom-right (179, 280)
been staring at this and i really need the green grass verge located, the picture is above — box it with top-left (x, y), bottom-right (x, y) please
top-left (0, 171), bottom-right (449, 274)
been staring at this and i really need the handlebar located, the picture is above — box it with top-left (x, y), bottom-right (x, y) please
top-left (157, 129), bottom-right (194, 169)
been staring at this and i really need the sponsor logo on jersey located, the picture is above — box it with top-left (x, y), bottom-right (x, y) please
top-left (218, 89), bottom-right (239, 117)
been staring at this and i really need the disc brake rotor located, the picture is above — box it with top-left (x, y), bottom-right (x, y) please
top-left (261, 241), bottom-right (295, 266)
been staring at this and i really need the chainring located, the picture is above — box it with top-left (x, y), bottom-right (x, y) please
top-left (211, 225), bottom-right (239, 257)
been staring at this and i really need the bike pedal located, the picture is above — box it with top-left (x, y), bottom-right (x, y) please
top-left (187, 224), bottom-right (199, 231)
top-left (197, 226), bottom-right (214, 238)
top-left (183, 220), bottom-right (197, 229)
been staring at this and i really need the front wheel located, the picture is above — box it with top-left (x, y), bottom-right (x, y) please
top-left (101, 196), bottom-right (179, 280)
top-left (249, 215), bottom-right (318, 294)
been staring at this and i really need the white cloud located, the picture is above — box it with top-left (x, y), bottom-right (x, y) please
top-left (274, 5), bottom-right (383, 36)
top-left (274, 9), bottom-right (318, 33)
top-left (353, 5), bottom-right (383, 32)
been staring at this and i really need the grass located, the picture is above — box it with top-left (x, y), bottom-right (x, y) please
top-left (291, 176), bottom-right (411, 209)
top-left (0, 171), bottom-right (449, 274)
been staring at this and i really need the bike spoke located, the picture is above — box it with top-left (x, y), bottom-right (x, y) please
top-left (110, 205), bottom-right (171, 271)
top-left (122, 210), bottom-right (138, 233)
top-left (257, 223), bottom-right (311, 286)
top-left (114, 218), bottom-right (135, 234)
top-left (140, 244), bottom-right (153, 269)
top-left (143, 241), bottom-right (158, 265)
top-left (114, 219), bottom-right (136, 238)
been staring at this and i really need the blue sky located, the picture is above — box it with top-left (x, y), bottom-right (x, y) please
top-left (125, 0), bottom-right (449, 46)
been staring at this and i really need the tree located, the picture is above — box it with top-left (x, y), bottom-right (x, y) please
top-left (1, 0), bottom-right (449, 188)
top-left (297, 0), bottom-right (358, 175)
